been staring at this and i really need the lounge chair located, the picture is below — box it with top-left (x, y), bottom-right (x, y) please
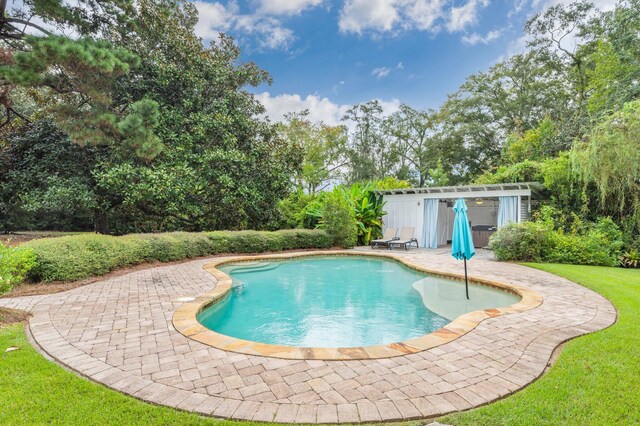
top-left (388, 227), bottom-right (419, 251)
top-left (370, 228), bottom-right (398, 248)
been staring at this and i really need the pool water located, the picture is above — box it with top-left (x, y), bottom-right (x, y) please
top-left (197, 256), bottom-right (520, 348)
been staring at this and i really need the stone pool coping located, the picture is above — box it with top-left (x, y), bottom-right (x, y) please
top-left (172, 251), bottom-right (543, 361)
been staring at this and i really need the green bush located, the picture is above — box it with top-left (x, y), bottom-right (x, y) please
top-left (489, 217), bottom-right (624, 267)
top-left (23, 229), bottom-right (333, 282)
top-left (224, 231), bottom-right (283, 253)
top-left (489, 221), bottom-right (557, 262)
top-left (276, 229), bottom-right (332, 250)
top-left (0, 243), bottom-right (37, 294)
top-left (321, 191), bottom-right (357, 248)
top-left (207, 232), bottom-right (231, 253)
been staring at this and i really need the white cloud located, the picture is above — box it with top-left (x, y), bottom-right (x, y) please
top-left (193, 1), bottom-right (295, 50)
top-left (255, 92), bottom-right (401, 131)
top-left (192, 1), bottom-right (235, 40)
top-left (461, 29), bottom-right (502, 45)
top-left (371, 66), bottom-right (392, 79)
top-left (256, 92), bottom-right (351, 125)
top-left (396, 62), bottom-right (404, 69)
top-left (338, 0), bottom-right (481, 35)
top-left (234, 15), bottom-right (296, 50)
top-left (258, 0), bottom-right (325, 15)
top-left (339, 0), bottom-right (399, 34)
top-left (447, 0), bottom-right (490, 32)
top-left (403, 0), bottom-right (447, 31)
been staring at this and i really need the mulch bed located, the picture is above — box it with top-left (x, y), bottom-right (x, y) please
top-left (0, 308), bottom-right (31, 327)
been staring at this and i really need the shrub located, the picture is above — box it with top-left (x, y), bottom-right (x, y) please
top-left (0, 243), bottom-right (37, 294)
top-left (276, 229), bottom-right (332, 250)
top-left (489, 221), bottom-right (557, 262)
top-left (224, 231), bottom-right (284, 253)
top-left (620, 248), bottom-right (640, 268)
top-left (207, 232), bottom-right (231, 253)
top-left (23, 229), bottom-right (333, 282)
top-left (25, 234), bottom-right (126, 281)
top-left (489, 217), bottom-right (624, 267)
top-left (321, 191), bottom-right (357, 248)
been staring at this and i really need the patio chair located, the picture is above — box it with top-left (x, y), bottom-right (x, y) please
top-left (388, 227), bottom-right (419, 251)
top-left (370, 228), bottom-right (398, 248)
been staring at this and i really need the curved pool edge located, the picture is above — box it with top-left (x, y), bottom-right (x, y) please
top-left (172, 250), bottom-right (543, 360)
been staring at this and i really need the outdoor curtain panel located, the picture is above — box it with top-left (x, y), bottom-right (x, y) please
top-left (497, 196), bottom-right (518, 227)
top-left (437, 201), bottom-right (449, 246)
top-left (423, 198), bottom-right (439, 248)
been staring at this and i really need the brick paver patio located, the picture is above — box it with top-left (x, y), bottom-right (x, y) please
top-left (0, 249), bottom-right (616, 423)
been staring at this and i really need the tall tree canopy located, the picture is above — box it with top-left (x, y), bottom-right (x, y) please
top-left (0, 0), bottom-right (301, 233)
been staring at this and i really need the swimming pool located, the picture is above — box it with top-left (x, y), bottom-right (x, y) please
top-left (196, 255), bottom-right (520, 348)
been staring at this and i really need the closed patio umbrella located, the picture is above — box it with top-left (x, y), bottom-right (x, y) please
top-left (451, 198), bottom-right (475, 299)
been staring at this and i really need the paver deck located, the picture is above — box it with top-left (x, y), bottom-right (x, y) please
top-left (0, 249), bottom-right (616, 423)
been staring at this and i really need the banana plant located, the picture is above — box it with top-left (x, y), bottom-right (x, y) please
top-left (341, 183), bottom-right (386, 245)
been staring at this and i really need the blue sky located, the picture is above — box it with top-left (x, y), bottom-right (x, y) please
top-left (192, 0), bottom-right (614, 124)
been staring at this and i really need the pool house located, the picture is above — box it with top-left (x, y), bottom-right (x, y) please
top-left (376, 182), bottom-right (544, 249)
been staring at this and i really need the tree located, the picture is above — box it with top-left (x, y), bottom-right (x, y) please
top-left (342, 100), bottom-right (394, 182)
top-left (383, 104), bottom-right (444, 186)
top-left (0, 0), bottom-right (163, 160)
top-left (503, 117), bottom-right (559, 163)
top-left (572, 99), bottom-right (640, 230)
top-left (525, 1), bottom-right (595, 107)
top-left (280, 111), bottom-right (348, 194)
top-left (584, 0), bottom-right (640, 117)
top-left (440, 50), bottom-right (572, 180)
top-left (0, 120), bottom-right (100, 232)
top-left (89, 1), bottom-right (301, 233)
top-left (1, 1), bottom-right (303, 234)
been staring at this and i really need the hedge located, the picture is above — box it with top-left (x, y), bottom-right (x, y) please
top-left (0, 243), bottom-right (37, 294)
top-left (23, 230), bottom-right (333, 282)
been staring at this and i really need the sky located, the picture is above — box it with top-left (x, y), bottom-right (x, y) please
top-left (192, 0), bottom-right (619, 126)
top-left (11, 0), bottom-right (616, 125)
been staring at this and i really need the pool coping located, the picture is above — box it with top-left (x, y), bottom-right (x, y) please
top-left (172, 251), bottom-right (543, 360)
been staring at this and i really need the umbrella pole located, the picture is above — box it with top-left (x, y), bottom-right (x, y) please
top-left (464, 257), bottom-right (469, 300)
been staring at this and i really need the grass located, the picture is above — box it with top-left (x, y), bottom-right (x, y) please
top-left (0, 264), bottom-right (638, 425)
top-left (440, 264), bottom-right (640, 426)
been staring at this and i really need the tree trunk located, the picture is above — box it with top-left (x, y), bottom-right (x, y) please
top-left (94, 211), bottom-right (110, 235)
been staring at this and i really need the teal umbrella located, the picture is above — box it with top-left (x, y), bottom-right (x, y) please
top-left (451, 198), bottom-right (475, 299)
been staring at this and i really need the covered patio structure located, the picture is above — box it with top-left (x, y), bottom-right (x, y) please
top-left (375, 182), bottom-right (544, 249)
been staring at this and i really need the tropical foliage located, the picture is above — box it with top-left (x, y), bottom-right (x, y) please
top-left (342, 184), bottom-right (386, 245)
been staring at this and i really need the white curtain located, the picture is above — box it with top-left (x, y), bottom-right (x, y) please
top-left (423, 199), bottom-right (439, 248)
top-left (437, 201), bottom-right (449, 246)
top-left (498, 196), bottom-right (518, 227)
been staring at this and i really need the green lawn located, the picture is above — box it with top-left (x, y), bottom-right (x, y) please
top-left (0, 264), bottom-right (638, 425)
top-left (440, 264), bottom-right (640, 426)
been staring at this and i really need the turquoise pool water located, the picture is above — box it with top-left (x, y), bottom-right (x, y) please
top-left (197, 256), bottom-right (520, 348)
